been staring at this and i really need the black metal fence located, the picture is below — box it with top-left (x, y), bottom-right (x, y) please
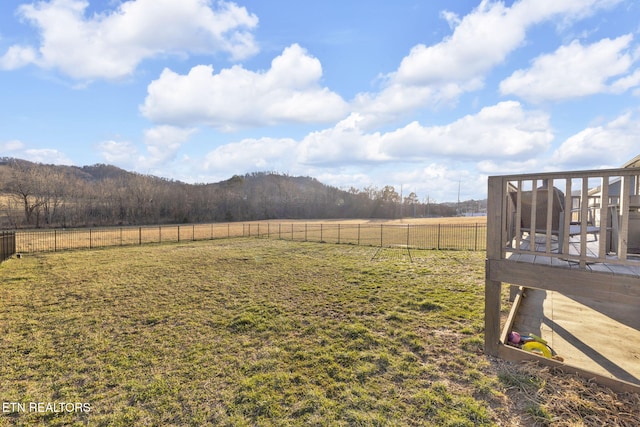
top-left (1, 231), bottom-right (16, 262)
top-left (11, 222), bottom-right (487, 254)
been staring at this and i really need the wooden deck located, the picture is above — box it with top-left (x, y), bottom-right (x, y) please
top-left (485, 168), bottom-right (640, 393)
top-left (506, 235), bottom-right (640, 277)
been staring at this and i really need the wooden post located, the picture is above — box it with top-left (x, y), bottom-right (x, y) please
top-left (485, 176), bottom-right (506, 356)
top-left (485, 261), bottom-right (502, 356)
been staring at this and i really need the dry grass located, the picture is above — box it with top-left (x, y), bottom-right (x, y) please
top-left (496, 360), bottom-right (640, 426)
top-left (260, 216), bottom-right (487, 225)
top-left (1, 237), bottom-right (636, 426)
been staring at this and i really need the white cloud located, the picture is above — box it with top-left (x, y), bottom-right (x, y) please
top-left (97, 126), bottom-right (196, 168)
top-left (552, 111), bottom-right (640, 167)
top-left (0, 45), bottom-right (37, 70)
top-left (356, 0), bottom-right (621, 122)
top-left (298, 113), bottom-right (387, 165)
top-left (204, 137), bottom-right (297, 173)
top-left (382, 101), bottom-right (553, 159)
top-left (141, 44), bottom-right (349, 130)
top-left (1, 0), bottom-right (258, 80)
top-left (477, 158), bottom-right (543, 175)
top-left (299, 101), bottom-right (552, 166)
top-left (96, 140), bottom-right (139, 167)
top-left (393, 2), bottom-right (521, 88)
top-left (0, 140), bottom-right (26, 152)
top-left (0, 141), bottom-right (73, 165)
top-left (141, 125), bottom-right (196, 167)
top-left (22, 148), bottom-right (73, 165)
top-left (500, 35), bottom-right (638, 102)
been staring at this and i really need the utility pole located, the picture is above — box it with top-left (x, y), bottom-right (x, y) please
top-left (400, 184), bottom-right (403, 220)
top-left (457, 179), bottom-right (461, 216)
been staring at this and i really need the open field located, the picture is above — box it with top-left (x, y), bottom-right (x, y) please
top-left (258, 216), bottom-right (487, 225)
top-left (13, 217), bottom-right (487, 254)
top-left (1, 238), bottom-right (638, 426)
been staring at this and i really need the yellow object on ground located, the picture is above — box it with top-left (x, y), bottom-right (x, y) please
top-left (522, 341), bottom-right (552, 358)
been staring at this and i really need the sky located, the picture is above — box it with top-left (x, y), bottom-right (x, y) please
top-left (1, 0), bottom-right (639, 203)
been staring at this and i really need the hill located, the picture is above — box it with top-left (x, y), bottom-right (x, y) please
top-left (0, 157), bottom-right (466, 228)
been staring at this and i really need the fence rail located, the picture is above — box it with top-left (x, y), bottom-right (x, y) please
top-left (1, 231), bottom-right (16, 262)
top-left (8, 222), bottom-right (487, 255)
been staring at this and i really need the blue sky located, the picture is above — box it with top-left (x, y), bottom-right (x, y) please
top-left (1, 0), bottom-right (639, 202)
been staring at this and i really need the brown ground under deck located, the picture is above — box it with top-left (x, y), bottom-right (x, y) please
top-left (505, 238), bottom-right (640, 386)
top-left (510, 288), bottom-right (640, 386)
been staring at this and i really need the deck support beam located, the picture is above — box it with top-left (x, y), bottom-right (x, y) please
top-left (484, 259), bottom-right (502, 357)
top-left (488, 259), bottom-right (640, 305)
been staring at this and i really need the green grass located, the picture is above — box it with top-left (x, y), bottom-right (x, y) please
top-left (6, 238), bottom-right (631, 426)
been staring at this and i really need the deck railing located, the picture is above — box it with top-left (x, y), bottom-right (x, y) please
top-left (487, 167), bottom-right (640, 269)
top-left (485, 167), bottom-right (640, 392)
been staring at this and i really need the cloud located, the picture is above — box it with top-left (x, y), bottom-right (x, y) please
top-left (97, 126), bottom-right (196, 168)
top-left (0, 46), bottom-right (37, 70)
top-left (299, 101), bottom-right (553, 166)
top-left (204, 137), bottom-right (297, 173)
top-left (141, 125), bottom-right (196, 167)
top-left (96, 140), bottom-right (139, 167)
top-left (0, 140), bottom-right (26, 152)
top-left (21, 148), bottom-right (73, 165)
top-left (355, 0), bottom-right (621, 122)
top-left (0, 141), bottom-right (73, 165)
top-left (500, 35), bottom-right (639, 102)
top-left (298, 113), bottom-right (387, 166)
top-left (141, 44), bottom-right (349, 130)
top-left (383, 101), bottom-right (553, 160)
top-left (551, 111), bottom-right (640, 168)
top-left (0, 0), bottom-right (258, 80)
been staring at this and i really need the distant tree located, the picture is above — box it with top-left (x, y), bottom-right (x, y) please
top-left (6, 160), bottom-right (46, 227)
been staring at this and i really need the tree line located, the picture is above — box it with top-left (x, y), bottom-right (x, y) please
top-left (0, 158), bottom-right (482, 229)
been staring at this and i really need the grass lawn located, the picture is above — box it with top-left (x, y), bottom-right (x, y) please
top-left (1, 238), bottom-right (638, 426)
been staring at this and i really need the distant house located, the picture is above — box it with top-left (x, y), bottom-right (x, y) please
top-left (578, 155), bottom-right (640, 252)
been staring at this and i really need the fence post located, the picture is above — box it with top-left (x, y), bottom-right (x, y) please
top-left (139, 227), bottom-right (142, 245)
top-left (437, 224), bottom-right (441, 250)
top-left (475, 223), bottom-right (478, 251)
top-left (192, 224), bottom-right (195, 241)
top-left (90, 229), bottom-right (92, 249)
top-left (178, 226), bottom-right (181, 242)
top-left (338, 224), bottom-right (341, 244)
top-left (358, 224), bottom-right (360, 246)
top-left (279, 223), bottom-right (281, 239)
top-left (159, 225), bottom-right (162, 243)
top-left (406, 224), bottom-right (410, 247)
top-left (120, 227), bottom-right (123, 246)
top-left (54, 229), bottom-right (57, 252)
